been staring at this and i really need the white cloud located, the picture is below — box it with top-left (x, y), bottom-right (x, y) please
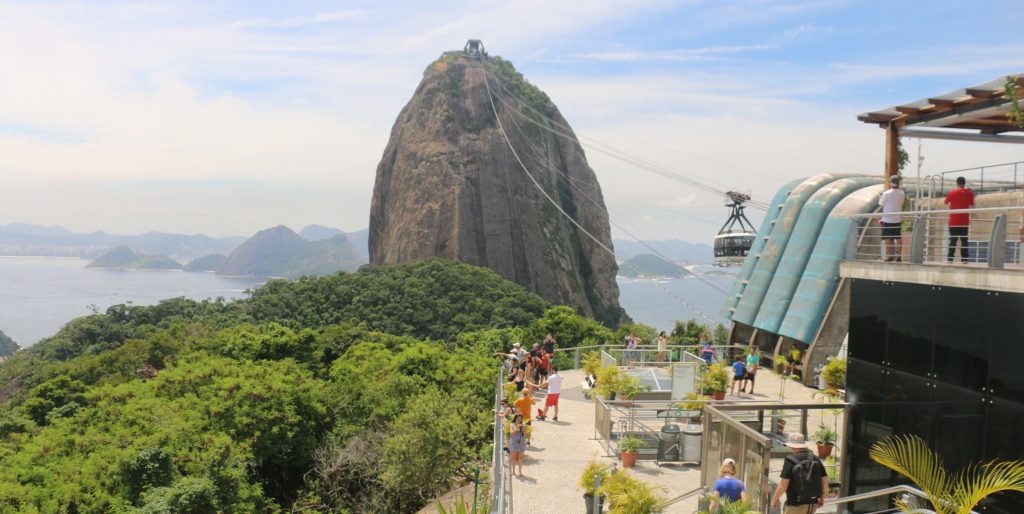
top-left (659, 194), bottom-right (703, 208)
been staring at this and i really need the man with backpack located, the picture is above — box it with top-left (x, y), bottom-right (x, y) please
top-left (770, 433), bottom-right (829, 513)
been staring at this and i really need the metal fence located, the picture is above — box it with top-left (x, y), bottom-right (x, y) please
top-left (489, 368), bottom-right (511, 514)
top-left (936, 160), bottom-right (1023, 194)
top-left (848, 206), bottom-right (1024, 268)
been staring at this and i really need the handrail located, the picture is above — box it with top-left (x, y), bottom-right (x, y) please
top-left (848, 205), bottom-right (1024, 219)
top-left (937, 160), bottom-right (1023, 175)
top-left (489, 368), bottom-right (510, 514)
top-left (660, 485), bottom-right (705, 508)
top-left (823, 484), bottom-right (980, 514)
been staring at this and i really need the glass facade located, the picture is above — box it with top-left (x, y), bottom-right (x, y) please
top-left (847, 279), bottom-right (1024, 513)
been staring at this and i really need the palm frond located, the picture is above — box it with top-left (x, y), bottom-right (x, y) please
top-left (951, 460), bottom-right (1024, 513)
top-left (869, 435), bottom-right (952, 513)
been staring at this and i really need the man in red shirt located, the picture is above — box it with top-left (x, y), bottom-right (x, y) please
top-left (944, 176), bottom-right (975, 263)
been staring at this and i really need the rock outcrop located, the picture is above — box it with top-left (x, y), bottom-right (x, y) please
top-left (369, 51), bottom-right (625, 325)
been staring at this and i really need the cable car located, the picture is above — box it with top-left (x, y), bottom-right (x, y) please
top-left (713, 191), bottom-right (757, 266)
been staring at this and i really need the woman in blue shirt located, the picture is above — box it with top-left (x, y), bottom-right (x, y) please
top-left (712, 460), bottom-right (747, 510)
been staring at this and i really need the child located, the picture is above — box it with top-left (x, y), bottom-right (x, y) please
top-left (731, 356), bottom-right (746, 396)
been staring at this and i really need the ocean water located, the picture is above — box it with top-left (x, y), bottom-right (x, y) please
top-left (616, 265), bottom-right (738, 331)
top-left (0, 257), bottom-right (261, 346)
top-left (0, 256), bottom-right (737, 348)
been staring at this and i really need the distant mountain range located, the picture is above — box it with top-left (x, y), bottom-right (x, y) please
top-left (612, 239), bottom-right (713, 263)
top-left (0, 223), bottom-right (373, 262)
top-left (0, 223), bottom-right (245, 260)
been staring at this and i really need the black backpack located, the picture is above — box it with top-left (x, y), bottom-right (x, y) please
top-left (786, 452), bottom-right (824, 504)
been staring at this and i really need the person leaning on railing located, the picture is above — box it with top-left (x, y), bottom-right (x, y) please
top-left (878, 175), bottom-right (905, 262)
top-left (944, 176), bottom-right (975, 264)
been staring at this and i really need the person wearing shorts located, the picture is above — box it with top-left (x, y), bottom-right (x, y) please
top-left (532, 366), bottom-right (563, 421)
top-left (742, 349), bottom-right (759, 394)
top-left (878, 175), bottom-right (905, 262)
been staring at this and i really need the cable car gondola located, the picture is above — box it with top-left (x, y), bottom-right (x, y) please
top-left (713, 191), bottom-right (757, 266)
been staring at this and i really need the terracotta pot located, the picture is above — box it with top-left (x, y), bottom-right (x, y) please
top-left (712, 391), bottom-right (726, 401)
top-left (621, 450), bottom-right (639, 468)
top-left (817, 443), bottom-right (834, 459)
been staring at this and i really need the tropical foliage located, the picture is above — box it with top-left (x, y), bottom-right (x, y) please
top-left (599, 470), bottom-right (666, 514)
top-left (869, 434), bottom-right (1024, 514)
top-left (0, 259), bottom-right (602, 513)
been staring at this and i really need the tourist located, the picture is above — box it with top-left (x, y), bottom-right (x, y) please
top-left (701, 340), bottom-right (715, 365)
top-left (657, 330), bottom-right (669, 365)
top-left (770, 433), bottom-right (829, 514)
top-left (508, 415), bottom-right (527, 477)
top-left (494, 398), bottom-right (514, 420)
top-left (624, 332), bottom-right (638, 367)
top-left (731, 356), bottom-right (746, 396)
top-left (513, 386), bottom-right (536, 445)
top-left (742, 347), bottom-right (759, 394)
top-left (513, 359), bottom-right (526, 392)
top-left (543, 333), bottom-right (557, 357)
top-left (531, 365), bottom-right (563, 422)
top-left (511, 342), bottom-right (526, 361)
top-left (711, 459), bottom-right (747, 511)
top-left (878, 175), bottom-right (905, 262)
top-left (944, 176), bottom-right (975, 263)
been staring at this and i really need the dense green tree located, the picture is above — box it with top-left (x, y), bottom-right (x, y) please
top-left (0, 330), bottom-right (18, 357)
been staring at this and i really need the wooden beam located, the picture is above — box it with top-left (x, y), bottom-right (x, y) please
top-left (928, 98), bottom-right (956, 106)
top-left (884, 123), bottom-right (900, 180)
top-left (895, 106), bottom-right (923, 114)
top-left (965, 88), bottom-right (1001, 98)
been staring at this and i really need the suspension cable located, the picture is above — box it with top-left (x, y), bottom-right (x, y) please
top-left (479, 65), bottom-right (723, 324)
top-left (483, 70), bottom-right (771, 211)
top-left (502, 96), bottom-right (729, 296)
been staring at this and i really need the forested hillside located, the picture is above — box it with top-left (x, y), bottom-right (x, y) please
top-left (0, 258), bottom-right (613, 513)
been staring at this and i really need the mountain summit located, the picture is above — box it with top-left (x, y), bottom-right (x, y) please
top-left (369, 48), bottom-right (624, 325)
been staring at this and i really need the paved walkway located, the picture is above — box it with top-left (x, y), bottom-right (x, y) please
top-left (506, 367), bottom-right (843, 513)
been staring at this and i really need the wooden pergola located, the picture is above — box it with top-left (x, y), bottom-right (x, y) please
top-left (858, 73), bottom-right (1024, 181)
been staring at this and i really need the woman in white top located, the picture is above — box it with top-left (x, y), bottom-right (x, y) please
top-left (657, 331), bottom-right (669, 365)
top-left (879, 175), bottom-right (906, 262)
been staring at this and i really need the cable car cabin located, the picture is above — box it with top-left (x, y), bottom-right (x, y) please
top-left (714, 232), bottom-right (755, 266)
top-left (713, 191), bottom-right (757, 267)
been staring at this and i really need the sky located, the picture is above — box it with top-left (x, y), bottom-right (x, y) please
top-left (1, 0), bottom-right (1022, 244)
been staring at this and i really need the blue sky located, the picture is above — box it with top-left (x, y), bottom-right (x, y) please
top-left (1, 0), bottom-right (1021, 242)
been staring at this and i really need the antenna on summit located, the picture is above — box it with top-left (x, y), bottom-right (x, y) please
top-left (464, 39), bottom-right (487, 58)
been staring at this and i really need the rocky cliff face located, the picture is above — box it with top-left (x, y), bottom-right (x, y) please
top-left (369, 52), bottom-right (625, 325)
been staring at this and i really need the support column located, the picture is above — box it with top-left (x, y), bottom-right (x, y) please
top-left (884, 122), bottom-right (900, 181)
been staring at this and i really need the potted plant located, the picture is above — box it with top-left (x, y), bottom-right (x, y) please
top-left (702, 362), bottom-right (729, 400)
top-left (595, 364), bottom-right (624, 400)
top-left (616, 374), bottom-right (650, 406)
top-left (701, 498), bottom-right (758, 514)
top-left (813, 424), bottom-right (838, 459)
top-left (582, 351), bottom-right (602, 377)
top-left (599, 469), bottom-right (667, 513)
top-left (618, 436), bottom-right (647, 468)
top-left (822, 358), bottom-right (847, 393)
top-left (578, 457), bottom-right (611, 514)
top-left (678, 392), bottom-right (706, 423)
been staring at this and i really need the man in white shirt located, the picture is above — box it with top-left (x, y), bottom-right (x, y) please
top-left (878, 175), bottom-right (906, 262)
top-left (532, 365), bottom-right (564, 422)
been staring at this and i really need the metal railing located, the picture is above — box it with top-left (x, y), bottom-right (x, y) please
top-left (823, 484), bottom-right (979, 514)
top-left (489, 368), bottom-right (511, 514)
top-left (848, 206), bottom-right (1024, 268)
top-left (937, 160), bottom-right (1023, 194)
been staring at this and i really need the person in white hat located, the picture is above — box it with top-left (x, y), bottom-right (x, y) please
top-left (770, 433), bottom-right (829, 513)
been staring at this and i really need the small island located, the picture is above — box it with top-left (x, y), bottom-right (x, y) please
top-left (618, 254), bottom-right (686, 279)
top-left (86, 245), bottom-right (182, 270)
top-left (184, 253), bottom-right (228, 272)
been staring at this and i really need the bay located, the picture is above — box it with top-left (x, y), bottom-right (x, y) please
top-left (616, 265), bottom-right (738, 332)
top-left (0, 256), bottom-right (738, 348)
top-left (0, 257), bottom-right (261, 346)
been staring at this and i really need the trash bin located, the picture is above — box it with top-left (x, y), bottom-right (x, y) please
top-left (658, 424), bottom-right (681, 461)
top-left (682, 423), bottom-right (702, 463)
